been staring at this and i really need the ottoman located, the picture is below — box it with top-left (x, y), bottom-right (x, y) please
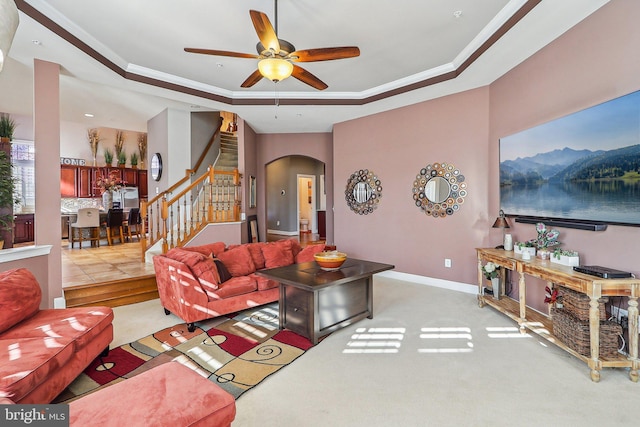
top-left (69, 362), bottom-right (236, 427)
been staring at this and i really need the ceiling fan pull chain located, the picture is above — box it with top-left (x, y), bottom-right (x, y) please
top-left (274, 81), bottom-right (279, 119)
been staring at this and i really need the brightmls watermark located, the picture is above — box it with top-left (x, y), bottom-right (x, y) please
top-left (1, 405), bottom-right (69, 426)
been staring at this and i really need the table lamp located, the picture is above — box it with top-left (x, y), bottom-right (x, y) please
top-left (492, 209), bottom-right (511, 249)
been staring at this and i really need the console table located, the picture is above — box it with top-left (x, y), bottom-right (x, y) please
top-left (476, 248), bottom-right (639, 382)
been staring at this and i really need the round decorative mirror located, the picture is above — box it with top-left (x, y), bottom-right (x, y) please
top-left (151, 153), bottom-right (163, 181)
top-left (345, 169), bottom-right (382, 215)
top-left (412, 162), bottom-right (467, 218)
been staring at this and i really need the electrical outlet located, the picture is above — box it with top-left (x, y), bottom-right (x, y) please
top-left (445, 259), bottom-right (452, 268)
top-left (276, 220), bottom-right (280, 226)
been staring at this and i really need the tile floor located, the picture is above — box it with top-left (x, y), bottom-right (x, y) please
top-left (61, 239), bottom-right (155, 286)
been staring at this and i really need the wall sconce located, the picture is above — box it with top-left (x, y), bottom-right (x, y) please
top-left (0, 0), bottom-right (20, 73)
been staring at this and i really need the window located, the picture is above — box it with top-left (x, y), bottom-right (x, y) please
top-left (11, 141), bottom-right (35, 213)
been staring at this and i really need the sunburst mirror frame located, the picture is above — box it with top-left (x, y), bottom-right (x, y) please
top-left (345, 169), bottom-right (382, 215)
top-left (412, 162), bottom-right (467, 218)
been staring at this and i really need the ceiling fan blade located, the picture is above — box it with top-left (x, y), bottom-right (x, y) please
top-left (184, 48), bottom-right (258, 59)
top-left (291, 65), bottom-right (328, 90)
top-left (289, 47), bottom-right (360, 62)
top-left (250, 10), bottom-right (280, 53)
top-left (240, 69), bottom-right (264, 88)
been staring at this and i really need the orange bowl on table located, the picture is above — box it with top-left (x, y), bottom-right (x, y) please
top-left (314, 251), bottom-right (347, 270)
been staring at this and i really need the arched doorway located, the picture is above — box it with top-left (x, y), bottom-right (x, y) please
top-left (265, 155), bottom-right (325, 240)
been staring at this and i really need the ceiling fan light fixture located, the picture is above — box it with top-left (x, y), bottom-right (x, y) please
top-left (258, 58), bottom-right (293, 82)
top-left (0, 0), bottom-right (20, 72)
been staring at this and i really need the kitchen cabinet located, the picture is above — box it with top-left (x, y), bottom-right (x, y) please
top-left (77, 167), bottom-right (94, 197)
top-left (60, 166), bottom-right (147, 198)
top-left (123, 168), bottom-right (138, 186)
top-left (138, 170), bottom-right (148, 199)
top-left (14, 214), bottom-right (35, 244)
top-left (61, 166), bottom-right (77, 197)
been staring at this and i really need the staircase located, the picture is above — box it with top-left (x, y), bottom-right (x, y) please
top-left (217, 131), bottom-right (238, 170)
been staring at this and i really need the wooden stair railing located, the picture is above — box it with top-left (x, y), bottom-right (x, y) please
top-left (141, 166), bottom-right (241, 258)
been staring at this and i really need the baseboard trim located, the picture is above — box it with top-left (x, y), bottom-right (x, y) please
top-left (376, 270), bottom-right (477, 295)
top-left (267, 229), bottom-right (298, 236)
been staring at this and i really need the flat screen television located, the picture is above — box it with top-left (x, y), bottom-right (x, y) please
top-left (499, 89), bottom-right (640, 227)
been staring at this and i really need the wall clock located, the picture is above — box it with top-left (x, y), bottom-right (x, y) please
top-left (151, 153), bottom-right (163, 181)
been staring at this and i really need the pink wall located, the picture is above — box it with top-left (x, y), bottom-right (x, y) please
top-left (489, 0), bottom-right (640, 308)
top-left (256, 132), bottom-right (333, 243)
top-left (334, 87), bottom-right (491, 282)
top-left (328, 0), bottom-right (640, 312)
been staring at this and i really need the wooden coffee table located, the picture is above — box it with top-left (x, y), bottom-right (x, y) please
top-left (256, 258), bottom-right (394, 345)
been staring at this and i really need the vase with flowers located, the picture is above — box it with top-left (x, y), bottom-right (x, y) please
top-left (481, 262), bottom-right (501, 300)
top-left (94, 170), bottom-right (125, 210)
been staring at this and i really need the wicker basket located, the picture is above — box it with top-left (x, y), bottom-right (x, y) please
top-left (551, 308), bottom-right (621, 358)
top-left (558, 286), bottom-right (607, 321)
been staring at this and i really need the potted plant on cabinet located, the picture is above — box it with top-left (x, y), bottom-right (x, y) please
top-left (130, 152), bottom-right (139, 169)
top-left (117, 150), bottom-right (127, 168)
top-left (104, 148), bottom-right (114, 167)
top-left (0, 150), bottom-right (19, 249)
top-left (0, 113), bottom-right (17, 147)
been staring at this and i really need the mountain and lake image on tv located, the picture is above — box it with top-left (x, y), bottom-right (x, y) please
top-left (499, 90), bottom-right (640, 226)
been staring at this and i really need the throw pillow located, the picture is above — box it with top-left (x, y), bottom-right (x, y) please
top-left (164, 248), bottom-right (220, 292)
top-left (213, 259), bottom-right (232, 283)
top-left (261, 241), bottom-right (295, 268)
top-left (216, 245), bottom-right (257, 277)
top-left (246, 243), bottom-right (267, 270)
top-left (295, 243), bottom-right (326, 263)
top-left (0, 268), bottom-right (42, 334)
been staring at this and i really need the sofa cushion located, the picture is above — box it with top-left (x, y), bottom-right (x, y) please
top-left (208, 276), bottom-right (258, 300)
top-left (180, 242), bottom-right (226, 257)
top-left (0, 268), bottom-right (42, 334)
top-left (0, 307), bottom-right (114, 353)
top-left (217, 245), bottom-right (256, 277)
top-left (0, 337), bottom-right (75, 403)
top-left (295, 243), bottom-right (326, 263)
top-left (261, 240), bottom-right (295, 269)
top-left (165, 249), bottom-right (221, 292)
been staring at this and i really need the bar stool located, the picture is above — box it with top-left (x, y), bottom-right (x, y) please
top-left (70, 208), bottom-right (101, 248)
top-left (105, 209), bottom-right (125, 245)
top-left (123, 208), bottom-right (142, 241)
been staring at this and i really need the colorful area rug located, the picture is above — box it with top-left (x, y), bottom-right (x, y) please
top-left (54, 303), bottom-right (314, 402)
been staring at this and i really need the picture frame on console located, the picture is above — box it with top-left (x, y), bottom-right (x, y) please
top-left (499, 89), bottom-right (640, 229)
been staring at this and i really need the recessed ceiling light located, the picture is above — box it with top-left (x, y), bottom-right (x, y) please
top-left (84, 113), bottom-right (94, 118)
top-left (453, 10), bottom-right (463, 18)
top-left (216, 63), bottom-right (223, 68)
top-left (32, 40), bottom-right (41, 45)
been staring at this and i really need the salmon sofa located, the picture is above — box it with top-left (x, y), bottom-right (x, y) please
top-left (153, 239), bottom-right (325, 331)
top-left (0, 268), bottom-right (114, 404)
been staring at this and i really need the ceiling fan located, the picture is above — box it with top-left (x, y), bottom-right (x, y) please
top-left (184, 1), bottom-right (360, 90)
